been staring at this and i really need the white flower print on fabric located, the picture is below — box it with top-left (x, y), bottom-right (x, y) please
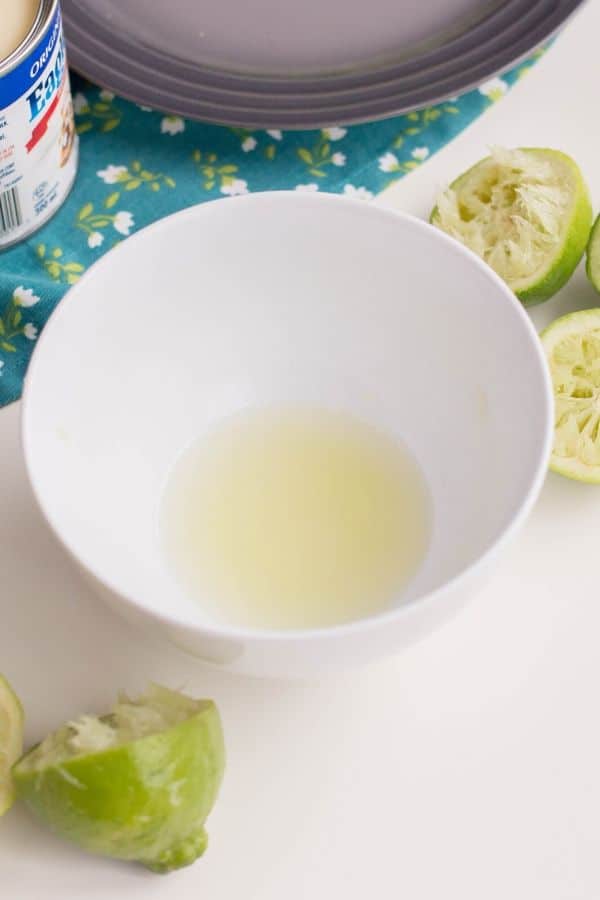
top-left (411, 147), bottom-right (429, 161)
top-left (331, 152), bottom-right (346, 167)
top-left (97, 164), bottom-right (127, 184)
top-left (161, 116), bottom-right (186, 135)
top-left (242, 137), bottom-right (257, 152)
top-left (266, 129), bottom-right (282, 141)
top-left (220, 179), bottom-right (248, 196)
top-left (295, 183), bottom-right (319, 192)
top-left (0, 360), bottom-right (4, 376)
top-left (13, 287), bottom-right (40, 307)
top-left (88, 231), bottom-right (104, 249)
top-left (343, 185), bottom-right (373, 201)
top-left (478, 77), bottom-right (508, 101)
top-left (99, 90), bottom-right (115, 102)
top-left (24, 324), bottom-right (38, 340)
top-left (323, 127), bottom-right (347, 141)
top-left (72, 93), bottom-right (89, 115)
top-left (378, 151), bottom-right (399, 173)
top-left (113, 211), bottom-right (135, 235)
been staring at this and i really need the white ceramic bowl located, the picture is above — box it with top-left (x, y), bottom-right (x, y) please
top-left (22, 193), bottom-right (552, 678)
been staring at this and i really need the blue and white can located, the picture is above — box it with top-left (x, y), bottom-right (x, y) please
top-left (0, 0), bottom-right (78, 250)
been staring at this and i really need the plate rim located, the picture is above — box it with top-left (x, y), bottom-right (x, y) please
top-left (63, 0), bottom-right (586, 126)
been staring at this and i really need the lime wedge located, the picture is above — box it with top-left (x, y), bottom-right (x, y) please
top-left (541, 309), bottom-right (600, 482)
top-left (13, 684), bottom-right (225, 873)
top-left (0, 674), bottom-right (24, 816)
top-left (586, 214), bottom-right (600, 294)
top-left (431, 147), bottom-right (592, 305)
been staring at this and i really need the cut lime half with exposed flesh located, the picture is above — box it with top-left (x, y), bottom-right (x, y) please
top-left (13, 684), bottom-right (225, 873)
top-left (431, 147), bottom-right (592, 305)
top-left (541, 309), bottom-right (600, 482)
top-left (0, 674), bottom-right (24, 816)
top-left (586, 214), bottom-right (600, 294)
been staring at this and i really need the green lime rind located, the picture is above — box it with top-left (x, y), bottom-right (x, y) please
top-left (585, 214), bottom-right (600, 295)
top-left (0, 674), bottom-right (24, 816)
top-left (431, 148), bottom-right (592, 306)
top-left (541, 308), bottom-right (600, 483)
top-left (13, 692), bottom-right (224, 874)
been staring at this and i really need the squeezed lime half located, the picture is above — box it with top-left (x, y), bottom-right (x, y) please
top-left (541, 309), bottom-right (600, 482)
top-left (13, 684), bottom-right (225, 873)
top-left (0, 675), bottom-right (23, 816)
top-left (431, 147), bottom-right (592, 305)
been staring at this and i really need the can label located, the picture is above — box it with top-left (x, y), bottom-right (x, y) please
top-left (0, 3), bottom-right (78, 249)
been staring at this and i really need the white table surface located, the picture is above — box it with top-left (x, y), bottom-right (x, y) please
top-left (2, 5), bottom-right (600, 897)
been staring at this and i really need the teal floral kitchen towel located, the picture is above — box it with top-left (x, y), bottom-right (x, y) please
top-left (0, 54), bottom-right (544, 407)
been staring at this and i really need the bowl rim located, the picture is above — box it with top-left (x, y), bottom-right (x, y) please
top-left (21, 191), bottom-right (554, 645)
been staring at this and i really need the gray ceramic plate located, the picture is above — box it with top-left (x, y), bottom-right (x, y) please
top-left (62, 0), bottom-right (585, 127)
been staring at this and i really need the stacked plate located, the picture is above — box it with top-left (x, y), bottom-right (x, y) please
top-left (62, 0), bottom-right (584, 128)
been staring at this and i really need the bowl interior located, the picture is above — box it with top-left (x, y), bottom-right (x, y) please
top-left (23, 194), bottom-right (551, 631)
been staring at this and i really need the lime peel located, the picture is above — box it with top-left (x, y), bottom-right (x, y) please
top-left (586, 214), bottom-right (600, 294)
top-left (431, 147), bottom-right (592, 305)
top-left (541, 309), bottom-right (600, 482)
top-left (14, 684), bottom-right (225, 874)
top-left (0, 675), bottom-right (24, 816)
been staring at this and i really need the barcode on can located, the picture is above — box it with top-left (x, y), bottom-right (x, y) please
top-left (0, 187), bottom-right (23, 237)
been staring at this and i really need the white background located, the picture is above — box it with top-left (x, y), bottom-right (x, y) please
top-left (2, 3), bottom-right (600, 896)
